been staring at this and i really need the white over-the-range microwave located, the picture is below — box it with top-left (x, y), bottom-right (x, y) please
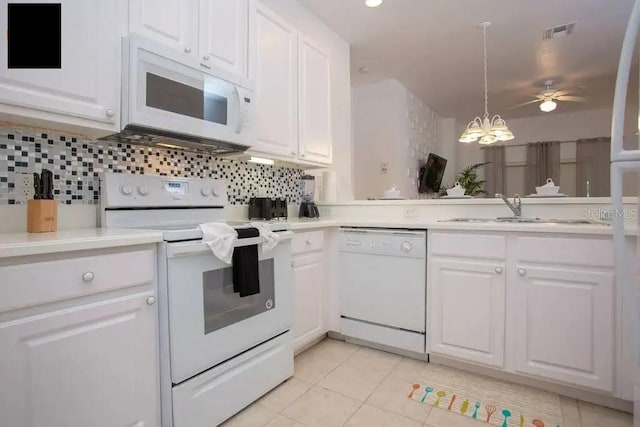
top-left (100, 35), bottom-right (255, 155)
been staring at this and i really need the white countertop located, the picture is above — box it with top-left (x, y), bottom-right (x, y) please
top-left (0, 219), bottom-right (634, 259)
top-left (287, 218), bottom-right (638, 236)
top-left (0, 228), bottom-right (164, 259)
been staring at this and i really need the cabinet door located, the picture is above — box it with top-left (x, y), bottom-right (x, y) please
top-left (512, 266), bottom-right (614, 391)
top-left (292, 252), bottom-right (324, 351)
top-left (429, 258), bottom-right (506, 368)
top-left (254, 5), bottom-right (298, 158)
top-left (0, 0), bottom-right (125, 132)
top-left (0, 291), bottom-right (160, 427)
top-left (129, 0), bottom-right (197, 55)
top-left (198, 0), bottom-right (252, 79)
top-left (298, 36), bottom-right (332, 164)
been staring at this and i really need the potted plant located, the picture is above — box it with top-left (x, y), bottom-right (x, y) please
top-left (440, 162), bottom-right (489, 197)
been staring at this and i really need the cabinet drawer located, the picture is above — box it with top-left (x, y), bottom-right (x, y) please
top-left (516, 236), bottom-right (614, 268)
top-left (429, 232), bottom-right (506, 260)
top-left (0, 249), bottom-right (155, 313)
top-left (292, 230), bottom-right (324, 254)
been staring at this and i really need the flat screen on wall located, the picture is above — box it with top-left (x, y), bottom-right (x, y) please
top-left (418, 153), bottom-right (447, 193)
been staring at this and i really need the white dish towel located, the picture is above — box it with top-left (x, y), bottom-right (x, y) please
top-left (199, 223), bottom-right (237, 264)
top-left (250, 222), bottom-right (281, 253)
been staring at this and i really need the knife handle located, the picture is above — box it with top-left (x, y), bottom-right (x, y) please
top-left (33, 173), bottom-right (41, 199)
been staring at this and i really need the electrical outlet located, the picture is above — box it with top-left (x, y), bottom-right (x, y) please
top-left (404, 207), bottom-right (418, 218)
top-left (15, 173), bottom-right (34, 202)
top-left (380, 163), bottom-right (388, 174)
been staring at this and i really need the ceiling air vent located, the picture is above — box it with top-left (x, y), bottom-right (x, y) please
top-left (543, 22), bottom-right (576, 40)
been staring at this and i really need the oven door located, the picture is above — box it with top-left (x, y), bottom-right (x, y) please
top-left (124, 36), bottom-right (254, 147)
top-left (166, 233), bottom-right (292, 384)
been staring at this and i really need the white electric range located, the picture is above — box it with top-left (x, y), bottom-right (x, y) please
top-left (100, 172), bottom-right (294, 427)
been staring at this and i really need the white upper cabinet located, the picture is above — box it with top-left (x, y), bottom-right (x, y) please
top-left (254, 4), bottom-right (298, 158)
top-left (298, 36), bottom-right (332, 164)
top-left (199, 0), bottom-right (254, 79)
top-left (0, 0), bottom-right (126, 133)
top-left (129, 0), bottom-right (198, 56)
top-left (512, 265), bottom-right (615, 392)
top-left (429, 258), bottom-right (506, 368)
top-left (0, 291), bottom-right (159, 427)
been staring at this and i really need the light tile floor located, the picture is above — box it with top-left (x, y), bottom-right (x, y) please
top-left (222, 338), bottom-right (633, 427)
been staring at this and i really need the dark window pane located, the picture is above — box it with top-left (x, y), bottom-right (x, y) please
top-left (204, 93), bottom-right (228, 125)
top-left (146, 73), bottom-right (204, 120)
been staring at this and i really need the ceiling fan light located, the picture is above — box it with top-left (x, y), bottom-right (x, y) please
top-left (365, 0), bottom-right (383, 7)
top-left (540, 99), bottom-right (557, 112)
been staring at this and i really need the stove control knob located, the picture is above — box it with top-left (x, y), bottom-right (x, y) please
top-left (212, 183), bottom-right (225, 197)
top-left (120, 185), bottom-right (133, 196)
top-left (201, 188), bottom-right (211, 197)
top-left (137, 186), bottom-right (150, 196)
top-left (400, 241), bottom-right (412, 253)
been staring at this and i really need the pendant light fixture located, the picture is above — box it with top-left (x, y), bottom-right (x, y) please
top-left (459, 22), bottom-right (515, 145)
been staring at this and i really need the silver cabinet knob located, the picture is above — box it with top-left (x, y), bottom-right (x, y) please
top-left (291, 261), bottom-right (295, 268)
top-left (305, 240), bottom-right (312, 245)
top-left (300, 153), bottom-right (306, 158)
top-left (517, 268), bottom-right (526, 276)
top-left (290, 151), bottom-right (297, 156)
top-left (203, 54), bottom-right (210, 61)
top-left (146, 296), bottom-right (156, 305)
top-left (82, 272), bottom-right (94, 283)
top-left (105, 109), bottom-right (115, 117)
top-left (495, 266), bottom-right (503, 274)
top-left (184, 46), bottom-right (192, 53)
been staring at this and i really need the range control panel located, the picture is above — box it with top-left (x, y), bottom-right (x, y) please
top-left (100, 172), bottom-right (228, 208)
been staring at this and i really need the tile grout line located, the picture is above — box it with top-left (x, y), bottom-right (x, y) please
top-left (339, 353), bottom-right (403, 426)
top-left (276, 341), bottom-right (360, 425)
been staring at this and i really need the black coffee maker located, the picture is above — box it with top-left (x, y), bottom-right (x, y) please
top-left (299, 175), bottom-right (320, 218)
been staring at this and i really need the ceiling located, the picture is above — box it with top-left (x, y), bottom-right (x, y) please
top-left (299, 0), bottom-right (637, 121)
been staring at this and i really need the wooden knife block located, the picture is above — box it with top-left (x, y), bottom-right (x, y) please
top-left (27, 200), bottom-right (58, 233)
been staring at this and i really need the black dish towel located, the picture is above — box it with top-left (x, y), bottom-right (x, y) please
top-left (232, 227), bottom-right (261, 297)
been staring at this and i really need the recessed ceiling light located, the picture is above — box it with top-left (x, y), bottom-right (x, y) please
top-left (365, 0), bottom-right (383, 7)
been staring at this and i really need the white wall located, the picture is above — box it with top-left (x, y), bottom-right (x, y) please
top-left (352, 78), bottom-right (440, 199)
top-left (261, 0), bottom-right (353, 200)
top-left (436, 118), bottom-right (457, 186)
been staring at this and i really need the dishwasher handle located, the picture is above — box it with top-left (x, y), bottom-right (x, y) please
top-left (344, 239), bottom-right (364, 247)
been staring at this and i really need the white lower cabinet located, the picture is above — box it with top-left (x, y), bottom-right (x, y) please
top-left (429, 258), bottom-right (506, 368)
top-left (512, 265), bottom-right (614, 391)
top-left (291, 230), bottom-right (326, 352)
top-left (292, 252), bottom-right (324, 350)
top-left (0, 247), bottom-right (159, 427)
top-left (428, 231), bottom-right (617, 394)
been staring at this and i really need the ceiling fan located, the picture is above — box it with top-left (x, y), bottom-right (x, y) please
top-left (511, 80), bottom-right (586, 112)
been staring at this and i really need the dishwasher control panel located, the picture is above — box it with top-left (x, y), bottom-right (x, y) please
top-left (339, 228), bottom-right (426, 258)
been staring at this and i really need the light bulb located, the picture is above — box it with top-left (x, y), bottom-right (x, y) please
top-left (365, 0), bottom-right (383, 7)
top-left (540, 99), bottom-right (557, 112)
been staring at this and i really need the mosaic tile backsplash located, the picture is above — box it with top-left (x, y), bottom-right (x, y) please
top-left (0, 128), bottom-right (304, 205)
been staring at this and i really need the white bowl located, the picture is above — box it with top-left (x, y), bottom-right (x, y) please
top-left (446, 188), bottom-right (466, 197)
top-left (535, 185), bottom-right (560, 195)
top-left (383, 190), bottom-right (401, 198)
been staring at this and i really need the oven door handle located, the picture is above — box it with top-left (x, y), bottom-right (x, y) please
top-left (167, 232), bottom-right (293, 258)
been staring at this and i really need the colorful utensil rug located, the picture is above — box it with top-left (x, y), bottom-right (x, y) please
top-left (407, 381), bottom-right (563, 427)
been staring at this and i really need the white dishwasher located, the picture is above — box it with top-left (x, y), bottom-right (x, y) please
top-left (339, 228), bottom-right (426, 353)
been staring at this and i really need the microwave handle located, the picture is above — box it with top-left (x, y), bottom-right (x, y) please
top-left (234, 86), bottom-right (245, 134)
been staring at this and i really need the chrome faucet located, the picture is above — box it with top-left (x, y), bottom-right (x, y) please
top-left (495, 193), bottom-right (522, 217)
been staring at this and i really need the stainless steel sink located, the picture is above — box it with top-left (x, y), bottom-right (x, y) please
top-left (441, 217), bottom-right (608, 225)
